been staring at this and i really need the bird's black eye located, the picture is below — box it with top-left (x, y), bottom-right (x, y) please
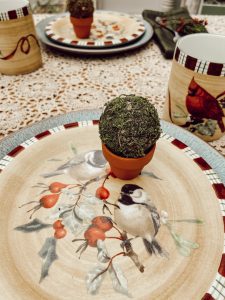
top-left (188, 88), bottom-right (195, 96)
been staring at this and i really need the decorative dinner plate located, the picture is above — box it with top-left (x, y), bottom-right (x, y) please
top-left (45, 11), bottom-right (146, 49)
top-left (37, 17), bottom-right (153, 56)
top-left (0, 112), bottom-right (225, 300)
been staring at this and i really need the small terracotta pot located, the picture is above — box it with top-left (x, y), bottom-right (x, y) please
top-left (70, 16), bottom-right (93, 39)
top-left (102, 144), bottom-right (156, 180)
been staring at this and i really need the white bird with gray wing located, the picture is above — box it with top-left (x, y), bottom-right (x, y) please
top-left (114, 184), bottom-right (166, 256)
top-left (42, 150), bottom-right (107, 182)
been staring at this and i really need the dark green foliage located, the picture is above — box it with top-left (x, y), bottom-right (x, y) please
top-left (14, 218), bottom-right (51, 232)
top-left (67, 0), bottom-right (94, 18)
top-left (99, 95), bottom-right (161, 158)
top-left (39, 237), bottom-right (58, 283)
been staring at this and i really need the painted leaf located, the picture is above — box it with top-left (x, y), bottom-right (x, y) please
top-left (38, 237), bottom-right (58, 283)
top-left (97, 240), bottom-right (110, 263)
top-left (195, 120), bottom-right (217, 136)
top-left (70, 143), bottom-right (77, 155)
top-left (86, 264), bottom-right (106, 295)
top-left (47, 203), bottom-right (77, 221)
top-left (175, 104), bottom-right (188, 118)
top-left (171, 231), bottom-right (199, 257)
top-left (109, 263), bottom-right (131, 297)
top-left (85, 195), bottom-right (102, 205)
top-left (172, 112), bottom-right (187, 119)
top-left (14, 218), bottom-right (51, 232)
top-left (171, 219), bottom-right (203, 224)
top-left (141, 171), bottom-right (161, 180)
top-left (61, 189), bottom-right (81, 197)
top-left (76, 203), bottom-right (96, 222)
top-left (62, 210), bottom-right (87, 236)
top-left (47, 158), bottom-right (62, 162)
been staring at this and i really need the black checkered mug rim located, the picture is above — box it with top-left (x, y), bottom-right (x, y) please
top-left (174, 34), bottom-right (225, 77)
top-left (0, 3), bottom-right (31, 22)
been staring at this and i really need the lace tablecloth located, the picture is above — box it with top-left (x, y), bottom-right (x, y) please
top-left (0, 14), bottom-right (225, 156)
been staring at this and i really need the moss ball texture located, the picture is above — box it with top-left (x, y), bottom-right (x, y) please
top-left (67, 0), bottom-right (94, 18)
top-left (99, 95), bottom-right (161, 158)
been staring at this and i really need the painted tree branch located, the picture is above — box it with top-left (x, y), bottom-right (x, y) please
top-left (121, 232), bottom-right (145, 273)
top-left (74, 174), bottom-right (108, 206)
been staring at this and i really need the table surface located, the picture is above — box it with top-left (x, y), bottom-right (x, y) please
top-left (0, 14), bottom-right (225, 156)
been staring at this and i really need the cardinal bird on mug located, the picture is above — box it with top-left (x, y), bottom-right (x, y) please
top-left (186, 78), bottom-right (225, 132)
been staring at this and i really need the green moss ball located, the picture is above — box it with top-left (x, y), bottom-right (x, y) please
top-left (99, 95), bottom-right (161, 158)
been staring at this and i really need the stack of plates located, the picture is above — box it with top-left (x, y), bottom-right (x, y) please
top-left (36, 11), bottom-right (154, 56)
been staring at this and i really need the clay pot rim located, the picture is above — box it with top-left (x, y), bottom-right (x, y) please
top-left (70, 16), bottom-right (93, 27)
top-left (70, 16), bottom-right (93, 21)
top-left (102, 143), bottom-right (156, 160)
top-left (70, 15), bottom-right (93, 19)
top-left (102, 143), bottom-right (156, 166)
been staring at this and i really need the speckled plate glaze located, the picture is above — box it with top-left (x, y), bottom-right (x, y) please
top-left (0, 111), bottom-right (225, 300)
top-left (45, 11), bottom-right (146, 48)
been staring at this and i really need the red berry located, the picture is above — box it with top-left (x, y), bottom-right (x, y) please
top-left (92, 216), bottom-right (113, 232)
top-left (54, 228), bottom-right (67, 239)
top-left (49, 182), bottom-right (68, 193)
top-left (96, 186), bottom-right (110, 201)
top-left (84, 226), bottom-right (106, 247)
top-left (40, 194), bottom-right (60, 208)
top-left (53, 220), bottom-right (64, 230)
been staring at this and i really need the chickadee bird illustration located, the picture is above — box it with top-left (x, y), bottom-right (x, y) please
top-left (42, 150), bottom-right (107, 182)
top-left (114, 184), bottom-right (166, 256)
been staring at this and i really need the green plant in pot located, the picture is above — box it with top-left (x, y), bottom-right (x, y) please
top-left (67, 0), bottom-right (94, 39)
top-left (99, 95), bottom-right (161, 180)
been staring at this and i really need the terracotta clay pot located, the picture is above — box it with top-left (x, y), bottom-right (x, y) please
top-left (102, 143), bottom-right (156, 180)
top-left (70, 16), bottom-right (93, 39)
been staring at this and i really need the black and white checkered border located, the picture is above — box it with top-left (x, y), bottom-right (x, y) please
top-left (0, 5), bottom-right (31, 22)
top-left (174, 47), bottom-right (225, 77)
top-left (0, 124), bottom-right (224, 299)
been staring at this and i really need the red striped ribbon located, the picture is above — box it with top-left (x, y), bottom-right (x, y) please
top-left (0, 34), bottom-right (40, 60)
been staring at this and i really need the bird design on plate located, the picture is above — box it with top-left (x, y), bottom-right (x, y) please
top-left (114, 184), bottom-right (201, 258)
top-left (42, 150), bottom-right (108, 182)
top-left (16, 151), bottom-right (202, 296)
top-left (114, 184), bottom-right (167, 256)
top-left (15, 175), bottom-right (202, 297)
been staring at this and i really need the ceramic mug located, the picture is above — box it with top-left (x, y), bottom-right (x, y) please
top-left (163, 33), bottom-right (225, 141)
top-left (0, 0), bottom-right (42, 75)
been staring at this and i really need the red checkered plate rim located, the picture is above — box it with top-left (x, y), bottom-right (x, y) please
top-left (44, 11), bottom-right (146, 49)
